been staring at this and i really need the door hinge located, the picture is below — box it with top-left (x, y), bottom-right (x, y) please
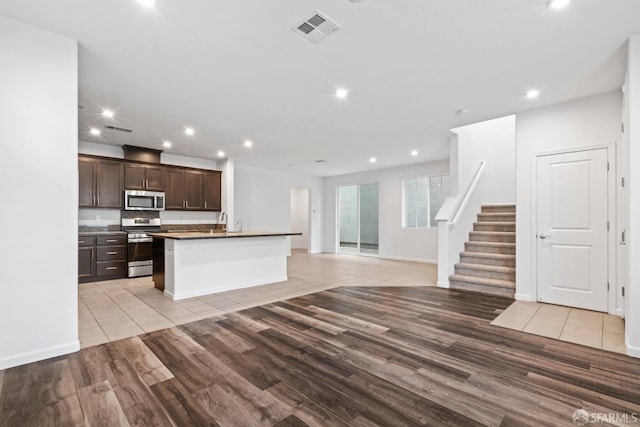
top-left (622, 122), bottom-right (625, 133)
top-left (607, 162), bottom-right (610, 171)
top-left (622, 177), bottom-right (625, 187)
top-left (622, 287), bottom-right (625, 297)
top-left (607, 282), bottom-right (610, 291)
top-left (607, 221), bottom-right (610, 231)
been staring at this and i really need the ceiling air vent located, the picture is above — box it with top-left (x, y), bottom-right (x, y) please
top-left (105, 125), bottom-right (133, 133)
top-left (293, 11), bottom-right (341, 44)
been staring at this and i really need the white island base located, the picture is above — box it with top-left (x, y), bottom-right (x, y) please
top-left (157, 233), bottom-right (293, 300)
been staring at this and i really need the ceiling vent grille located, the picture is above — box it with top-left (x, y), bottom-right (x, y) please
top-left (293, 11), bottom-right (341, 44)
top-left (105, 125), bottom-right (133, 133)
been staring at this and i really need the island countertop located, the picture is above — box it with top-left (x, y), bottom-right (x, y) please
top-left (149, 231), bottom-right (301, 240)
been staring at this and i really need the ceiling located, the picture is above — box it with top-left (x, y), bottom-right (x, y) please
top-left (1, 1), bottom-right (639, 176)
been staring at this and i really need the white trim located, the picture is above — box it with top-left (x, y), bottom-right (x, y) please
top-left (515, 293), bottom-right (535, 302)
top-left (626, 338), bottom-right (640, 358)
top-left (379, 255), bottom-right (437, 264)
top-left (0, 341), bottom-right (79, 371)
top-left (437, 280), bottom-right (451, 288)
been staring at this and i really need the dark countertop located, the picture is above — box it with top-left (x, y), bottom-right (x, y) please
top-left (149, 231), bottom-right (302, 240)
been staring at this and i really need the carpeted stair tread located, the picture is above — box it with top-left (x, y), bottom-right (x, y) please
top-left (454, 262), bottom-right (515, 274)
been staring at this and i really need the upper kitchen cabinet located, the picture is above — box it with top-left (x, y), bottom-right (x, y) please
top-left (78, 156), bottom-right (123, 208)
top-left (203, 171), bottom-right (222, 211)
top-left (165, 167), bottom-right (220, 211)
top-left (124, 163), bottom-right (164, 191)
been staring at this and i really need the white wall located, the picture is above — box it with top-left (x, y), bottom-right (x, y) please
top-left (78, 141), bottom-right (223, 225)
top-left (451, 115), bottom-right (517, 203)
top-left (323, 160), bottom-right (449, 263)
top-left (0, 16), bottom-right (79, 369)
top-left (515, 91), bottom-right (622, 305)
top-left (626, 35), bottom-right (640, 357)
top-left (290, 188), bottom-right (310, 249)
top-left (234, 164), bottom-right (323, 253)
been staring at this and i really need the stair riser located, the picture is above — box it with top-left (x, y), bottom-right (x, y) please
top-left (450, 281), bottom-right (515, 298)
top-left (474, 223), bottom-right (515, 232)
top-left (454, 267), bottom-right (515, 282)
top-left (477, 214), bottom-right (516, 222)
top-left (465, 243), bottom-right (515, 255)
top-left (481, 205), bottom-right (516, 213)
top-left (469, 233), bottom-right (515, 243)
top-left (459, 255), bottom-right (515, 268)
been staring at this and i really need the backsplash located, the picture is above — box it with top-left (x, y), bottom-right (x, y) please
top-left (79, 208), bottom-right (224, 227)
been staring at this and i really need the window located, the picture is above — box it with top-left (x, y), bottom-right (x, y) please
top-left (402, 174), bottom-right (450, 228)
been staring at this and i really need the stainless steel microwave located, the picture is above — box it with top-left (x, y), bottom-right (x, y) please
top-left (124, 190), bottom-right (165, 211)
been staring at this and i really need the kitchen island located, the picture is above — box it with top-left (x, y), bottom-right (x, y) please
top-left (150, 231), bottom-right (301, 300)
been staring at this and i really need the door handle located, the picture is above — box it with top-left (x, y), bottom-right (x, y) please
top-left (539, 233), bottom-right (552, 239)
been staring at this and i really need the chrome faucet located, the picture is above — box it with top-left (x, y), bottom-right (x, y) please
top-left (219, 211), bottom-right (227, 232)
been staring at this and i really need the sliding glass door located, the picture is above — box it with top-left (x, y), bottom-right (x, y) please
top-left (338, 183), bottom-right (379, 255)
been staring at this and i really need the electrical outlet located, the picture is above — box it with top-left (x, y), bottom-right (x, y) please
top-left (96, 215), bottom-right (100, 221)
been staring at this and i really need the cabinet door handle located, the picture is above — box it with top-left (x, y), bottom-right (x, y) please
top-left (106, 251), bottom-right (118, 255)
top-left (185, 201), bottom-right (189, 209)
top-left (106, 239), bottom-right (118, 243)
top-left (106, 266), bottom-right (118, 270)
top-left (79, 240), bottom-right (85, 244)
top-left (205, 201), bottom-right (207, 209)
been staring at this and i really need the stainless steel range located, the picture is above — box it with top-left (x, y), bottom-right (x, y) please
top-left (121, 217), bottom-right (161, 278)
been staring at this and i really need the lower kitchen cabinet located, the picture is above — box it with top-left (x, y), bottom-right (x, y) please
top-left (78, 234), bottom-right (127, 282)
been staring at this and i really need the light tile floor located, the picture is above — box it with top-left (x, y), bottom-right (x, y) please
top-left (79, 250), bottom-right (437, 348)
top-left (491, 300), bottom-right (627, 354)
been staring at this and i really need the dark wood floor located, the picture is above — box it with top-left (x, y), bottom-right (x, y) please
top-left (1, 286), bottom-right (639, 426)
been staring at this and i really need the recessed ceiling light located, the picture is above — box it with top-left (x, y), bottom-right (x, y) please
top-left (217, 150), bottom-right (225, 158)
top-left (163, 141), bottom-right (172, 148)
top-left (526, 89), bottom-right (540, 99)
top-left (243, 140), bottom-right (253, 148)
top-left (102, 109), bottom-right (114, 119)
top-left (137, 0), bottom-right (156, 7)
top-left (184, 127), bottom-right (195, 136)
top-left (411, 150), bottom-right (419, 157)
top-left (546, 0), bottom-right (570, 9)
top-left (89, 128), bottom-right (101, 136)
top-left (369, 157), bottom-right (377, 164)
top-left (335, 88), bottom-right (349, 99)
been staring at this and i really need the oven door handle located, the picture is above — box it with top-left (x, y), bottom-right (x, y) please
top-left (129, 238), bottom-right (153, 243)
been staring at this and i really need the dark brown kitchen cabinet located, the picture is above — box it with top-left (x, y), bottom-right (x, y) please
top-left (124, 163), bottom-right (164, 191)
top-left (165, 168), bottom-right (186, 209)
top-left (203, 171), bottom-right (222, 211)
top-left (79, 234), bottom-right (127, 283)
top-left (165, 168), bottom-right (206, 210)
top-left (78, 156), bottom-right (123, 208)
top-left (185, 170), bottom-right (204, 210)
top-left (78, 236), bottom-right (96, 280)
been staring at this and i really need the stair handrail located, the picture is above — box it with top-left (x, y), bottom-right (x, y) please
top-left (449, 161), bottom-right (486, 227)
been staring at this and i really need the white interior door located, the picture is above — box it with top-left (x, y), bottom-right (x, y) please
top-left (536, 148), bottom-right (609, 312)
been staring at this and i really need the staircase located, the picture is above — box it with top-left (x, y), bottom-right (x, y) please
top-left (449, 205), bottom-right (516, 298)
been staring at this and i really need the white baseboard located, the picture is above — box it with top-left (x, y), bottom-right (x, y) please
top-left (515, 293), bottom-right (535, 302)
top-left (0, 341), bottom-right (80, 371)
top-left (437, 280), bottom-right (450, 288)
top-left (626, 336), bottom-right (640, 358)
top-left (379, 255), bottom-right (437, 264)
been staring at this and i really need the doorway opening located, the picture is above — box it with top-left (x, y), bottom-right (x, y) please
top-left (290, 188), bottom-right (310, 252)
top-left (338, 183), bottom-right (379, 256)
